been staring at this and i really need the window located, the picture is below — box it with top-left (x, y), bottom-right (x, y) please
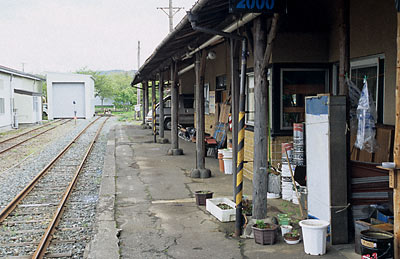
top-left (165, 99), bottom-right (171, 108)
top-left (245, 70), bottom-right (271, 126)
top-left (204, 83), bottom-right (210, 115)
top-left (0, 98), bottom-right (5, 115)
top-left (280, 69), bottom-right (328, 130)
top-left (216, 75), bottom-right (227, 91)
top-left (350, 57), bottom-right (383, 122)
top-left (246, 73), bottom-right (255, 125)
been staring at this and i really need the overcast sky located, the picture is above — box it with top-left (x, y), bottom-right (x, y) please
top-left (0, 0), bottom-right (197, 74)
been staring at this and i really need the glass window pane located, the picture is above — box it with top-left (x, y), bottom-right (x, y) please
top-left (246, 75), bottom-right (255, 123)
top-left (350, 66), bottom-right (377, 105)
top-left (281, 70), bottom-right (326, 129)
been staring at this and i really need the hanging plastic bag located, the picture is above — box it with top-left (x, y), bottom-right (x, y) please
top-left (268, 173), bottom-right (281, 194)
top-left (355, 80), bottom-right (377, 153)
top-left (346, 78), bottom-right (361, 132)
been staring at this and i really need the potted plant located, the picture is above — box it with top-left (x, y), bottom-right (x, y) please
top-left (283, 228), bottom-right (301, 245)
top-left (194, 191), bottom-right (213, 206)
top-left (252, 220), bottom-right (278, 245)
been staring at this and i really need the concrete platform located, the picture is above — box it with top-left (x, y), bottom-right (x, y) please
top-left (87, 123), bottom-right (359, 259)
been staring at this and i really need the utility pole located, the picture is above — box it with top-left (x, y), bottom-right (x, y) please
top-left (157, 0), bottom-right (184, 32)
top-left (21, 62), bottom-right (26, 72)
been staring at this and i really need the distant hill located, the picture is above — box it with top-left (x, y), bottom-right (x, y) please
top-left (98, 70), bottom-right (136, 76)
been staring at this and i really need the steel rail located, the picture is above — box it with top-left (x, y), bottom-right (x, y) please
top-left (0, 119), bottom-right (63, 145)
top-left (0, 117), bottom-right (101, 222)
top-left (33, 117), bottom-right (109, 258)
top-left (0, 119), bottom-right (73, 154)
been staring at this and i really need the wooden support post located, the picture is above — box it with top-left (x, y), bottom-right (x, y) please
top-left (195, 52), bottom-right (206, 169)
top-left (394, 11), bottom-right (400, 259)
top-left (251, 14), bottom-right (278, 219)
top-left (159, 73), bottom-right (165, 139)
top-left (252, 15), bottom-right (269, 219)
top-left (338, 0), bottom-right (351, 246)
top-left (144, 81), bottom-right (149, 122)
top-left (169, 61), bottom-right (183, 155)
top-left (142, 81), bottom-right (147, 125)
top-left (231, 38), bottom-right (240, 201)
top-left (338, 0), bottom-right (350, 96)
top-left (152, 80), bottom-right (157, 143)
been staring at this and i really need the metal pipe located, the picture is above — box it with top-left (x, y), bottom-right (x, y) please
top-left (235, 38), bottom-right (247, 237)
top-left (178, 64), bottom-right (195, 76)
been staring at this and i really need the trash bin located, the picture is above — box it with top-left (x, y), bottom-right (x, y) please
top-left (360, 230), bottom-right (393, 258)
top-left (222, 149), bottom-right (232, 174)
top-left (299, 219), bottom-right (330, 255)
top-left (218, 149), bottom-right (224, 173)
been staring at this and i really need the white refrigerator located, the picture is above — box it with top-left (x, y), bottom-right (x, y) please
top-left (305, 95), bottom-right (348, 245)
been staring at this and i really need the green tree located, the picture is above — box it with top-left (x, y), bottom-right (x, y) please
top-left (76, 68), bottom-right (114, 105)
top-left (110, 72), bottom-right (136, 107)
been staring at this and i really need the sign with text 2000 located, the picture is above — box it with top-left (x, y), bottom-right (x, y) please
top-left (229, 0), bottom-right (284, 13)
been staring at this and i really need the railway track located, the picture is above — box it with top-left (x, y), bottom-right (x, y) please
top-left (0, 119), bottom-right (72, 155)
top-left (0, 116), bottom-right (109, 258)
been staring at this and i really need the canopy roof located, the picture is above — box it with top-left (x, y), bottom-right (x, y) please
top-left (132, 0), bottom-right (243, 85)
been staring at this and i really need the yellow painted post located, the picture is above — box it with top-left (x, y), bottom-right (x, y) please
top-left (235, 38), bottom-right (247, 237)
top-left (152, 81), bottom-right (157, 143)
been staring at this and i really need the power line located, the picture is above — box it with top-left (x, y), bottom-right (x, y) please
top-left (157, 0), bottom-right (184, 32)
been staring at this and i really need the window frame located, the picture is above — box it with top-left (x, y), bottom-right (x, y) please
top-left (245, 72), bottom-right (255, 126)
top-left (350, 56), bottom-right (382, 119)
top-left (279, 68), bottom-right (329, 130)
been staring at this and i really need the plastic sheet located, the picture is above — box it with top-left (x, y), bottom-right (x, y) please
top-left (355, 80), bottom-right (377, 153)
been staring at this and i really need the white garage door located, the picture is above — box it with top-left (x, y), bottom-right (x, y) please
top-left (52, 83), bottom-right (85, 118)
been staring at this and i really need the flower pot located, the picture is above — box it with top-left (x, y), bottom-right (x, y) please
top-left (284, 233), bottom-right (301, 245)
top-left (195, 191), bottom-right (213, 206)
top-left (299, 219), bottom-right (330, 255)
top-left (252, 224), bottom-right (278, 245)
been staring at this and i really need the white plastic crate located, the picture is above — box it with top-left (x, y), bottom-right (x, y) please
top-left (206, 197), bottom-right (236, 222)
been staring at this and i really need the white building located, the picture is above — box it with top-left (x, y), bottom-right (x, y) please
top-left (0, 65), bottom-right (43, 130)
top-left (46, 73), bottom-right (95, 119)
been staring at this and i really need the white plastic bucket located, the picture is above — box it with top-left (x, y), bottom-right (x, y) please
top-left (223, 158), bottom-right (233, 174)
top-left (280, 225), bottom-right (293, 237)
top-left (281, 164), bottom-right (296, 177)
top-left (299, 219), bottom-right (330, 255)
top-left (222, 149), bottom-right (232, 159)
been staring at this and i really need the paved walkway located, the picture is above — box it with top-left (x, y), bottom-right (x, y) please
top-left (87, 123), bottom-right (358, 259)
